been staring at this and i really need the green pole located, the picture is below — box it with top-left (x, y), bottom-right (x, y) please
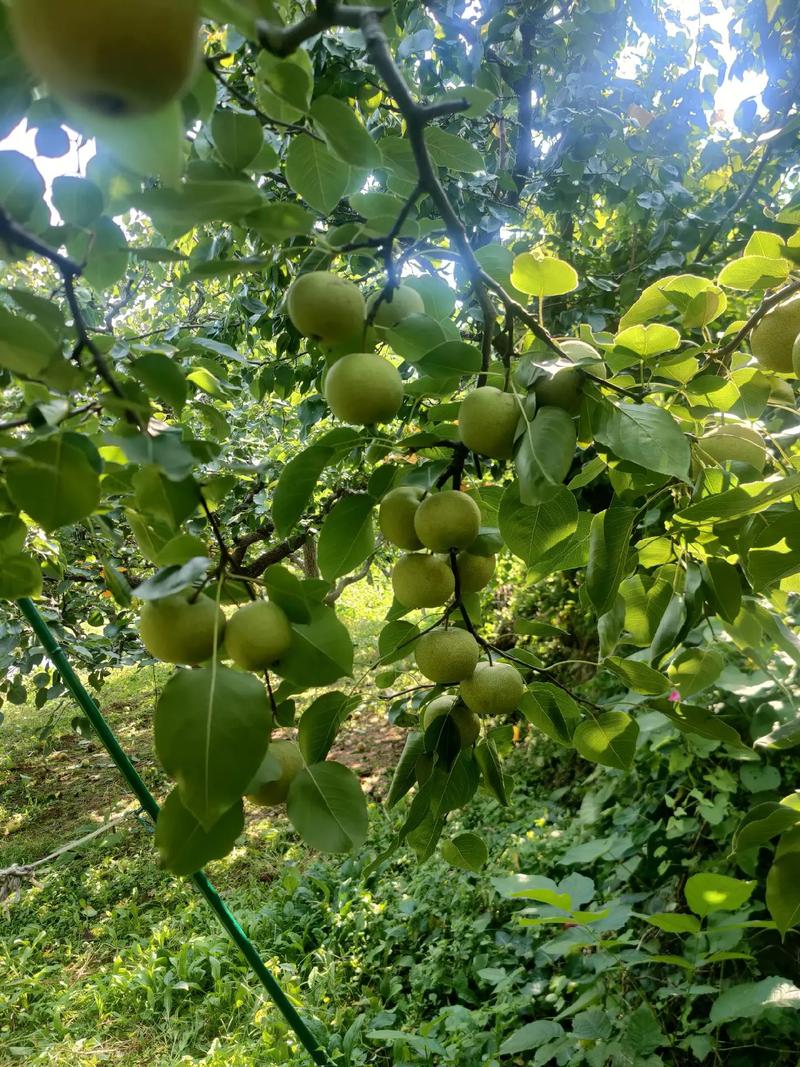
top-left (17, 597), bottom-right (335, 1067)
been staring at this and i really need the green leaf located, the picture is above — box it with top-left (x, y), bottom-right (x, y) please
top-left (657, 700), bottom-right (746, 747)
top-left (286, 761), bottom-right (368, 853)
top-left (586, 507), bottom-right (636, 615)
top-left (0, 554), bottom-right (43, 600)
top-left (378, 619), bottom-right (419, 664)
top-left (685, 872), bottom-right (755, 917)
top-left (659, 275), bottom-right (727, 328)
top-left (573, 711), bottom-right (639, 770)
top-left (155, 788), bottom-right (243, 876)
top-left (499, 1020), bottom-right (565, 1055)
top-left (262, 565), bottom-right (315, 624)
top-left (275, 604), bottom-right (354, 688)
top-left (414, 341), bottom-right (482, 379)
top-left (129, 353), bottom-right (187, 412)
top-left (285, 134), bottom-right (349, 214)
top-left (475, 736), bottom-right (509, 805)
top-left (211, 109), bottom-right (264, 171)
top-left (0, 306), bottom-right (59, 377)
top-left (718, 255), bottom-right (791, 290)
top-left (674, 475), bottom-right (800, 526)
top-left (386, 730), bottom-right (426, 809)
top-left (441, 831), bottom-right (488, 872)
top-left (744, 231), bottom-right (785, 258)
top-left (747, 513), bottom-right (800, 591)
top-left (311, 95), bottom-right (380, 168)
top-left (248, 202), bottom-right (315, 243)
top-left (272, 445), bottom-right (332, 537)
top-left (133, 181), bottom-right (265, 236)
top-left (298, 691), bottom-right (357, 764)
top-left (83, 216), bottom-right (129, 291)
top-left (767, 853), bottom-right (800, 937)
top-left (498, 481), bottom-right (578, 566)
top-left (317, 493), bottom-right (375, 581)
top-left (510, 254), bottom-right (578, 298)
top-left (515, 406), bottom-right (576, 506)
top-left (614, 324), bottom-right (681, 357)
top-left (709, 977), bottom-right (800, 1024)
top-left (154, 666), bottom-right (271, 830)
top-left (668, 647), bottom-right (724, 697)
top-left (429, 750), bottom-right (481, 819)
top-left (593, 402), bottom-right (690, 480)
top-left (6, 435), bottom-right (100, 532)
top-left (0, 150), bottom-right (45, 222)
top-left (134, 558), bottom-right (210, 601)
top-left (519, 684), bottom-right (580, 746)
top-left (605, 657), bottom-right (669, 695)
top-left (644, 912), bottom-right (701, 934)
top-left (733, 802), bottom-right (800, 853)
top-left (51, 176), bottom-right (104, 227)
top-left (257, 47), bottom-right (313, 113)
top-left (65, 100), bottom-right (184, 185)
top-left (424, 127), bottom-right (484, 172)
top-left (430, 86), bottom-right (495, 117)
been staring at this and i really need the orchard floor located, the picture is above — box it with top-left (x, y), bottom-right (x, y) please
top-left (3, 580), bottom-right (800, 1065)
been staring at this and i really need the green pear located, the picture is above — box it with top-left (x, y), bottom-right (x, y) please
top-left (225, 600), bottom-right (292, 671)
top-left (453, 551), bottom-right (496, 593)
top-left (534, 367), bottom-right (584, 414)
top-left (414, 628), bottom-right (480, 683)
top-left (246, 740), bottom-right (304, 806)
top-left (750, 293), bottom-right (800, 374)
top-left (458, 386), bottom-right (520, 459)
top-left (324, 352), bottom-right (403, 424)
top-left (287, 271), bottom-right (365, 343)
top-left (139, 591), bottom-right (225, 665)
top-left (422, 696), bottom-right (480, 746)
top-left (10, 0), bottom-right (200, 116)
top-left (368, 284), bottom-right (425, 327)
top-left (392, 553), bottom-right (454, 608)
top-left (459, 661), bottom-right (524, 715)
top-left (379, 486), bottom-right (424, 549)
top-left (413, 490), bottom-right (481, 552)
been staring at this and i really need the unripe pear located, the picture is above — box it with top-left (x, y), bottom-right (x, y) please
top-left (10, 0), bottom-right (200, 116)
top-left (698, 425), bottom-right (767, 472)
top-left (459, 661), bottom-right (524, 715)
top-left (750, 293), bottom-right (800, 374)
top-left (422, 696), bottom-right (480, 747)
top-left (139, 591), bottom-right (225, 665)
top-left (534, 367), bottom-right (584, 414)
top-left (458, 386), bottom-right (520, 459)
top-left (246, 740), bottom-right (304, 806)
top-left (414, 628), bottom-right (480, 683)
top-left (379, 486), bottom-right (424, 549)
top-left (454, 551), bottom-right (496, 593)
top-left (225, 600), bottom-right (292, 671)
top-left (413, 490), bottom-right (481, 552)
top-left (287, 271), bottom-right (365, 343)
top-left (368, 284), bottom-right (425, 327)
top-left (392, 553), bottom-right (454, 608)
top-left (324, 352), bottom-right (403, 425)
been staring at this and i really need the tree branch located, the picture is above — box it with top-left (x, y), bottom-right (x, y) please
top-left (712, 277), bottom-right (800, 361)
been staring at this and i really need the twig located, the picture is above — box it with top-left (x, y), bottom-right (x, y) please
top-left (205, 55), bottom-right (323, 139)
top-left (694, 143), bottom-right (773, 264)
top-left (712, 277), bottom-right (800, 361)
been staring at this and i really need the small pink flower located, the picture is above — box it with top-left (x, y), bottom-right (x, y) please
top-left (668, 689), bottom-right (681, 703)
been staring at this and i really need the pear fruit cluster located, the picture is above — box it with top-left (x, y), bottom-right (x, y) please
top-left (10, 0), bottom-right (201, 116)
top-left (383, 487), bottom-right (493, 611)
top-left (139, 591), bottom-right (291, 670)
top-left (287, 271), bottom-right (426, 426)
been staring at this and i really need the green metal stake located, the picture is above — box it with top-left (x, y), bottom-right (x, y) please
top-left (17, 597), bottom-right (335, 1067)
